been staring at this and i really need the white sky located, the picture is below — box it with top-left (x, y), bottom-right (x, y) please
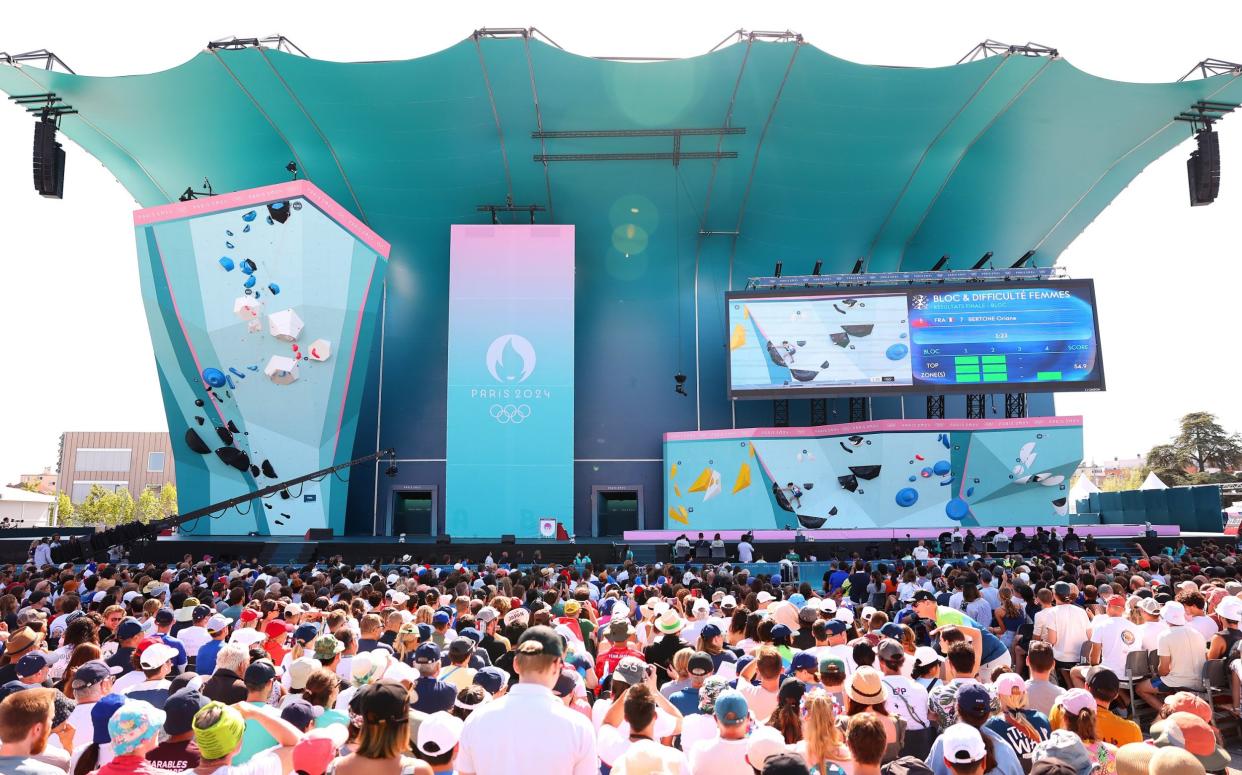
top-left (1, 0), bottom-right (1240, 483)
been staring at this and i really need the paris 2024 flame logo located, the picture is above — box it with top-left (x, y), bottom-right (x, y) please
top-left (485, 334), bottom-right (537, 424)
top-left (485, 334), bottom-right (536, 383)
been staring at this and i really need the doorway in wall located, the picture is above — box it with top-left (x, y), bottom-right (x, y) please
top-left (593, 486), bottom-right (643, 537)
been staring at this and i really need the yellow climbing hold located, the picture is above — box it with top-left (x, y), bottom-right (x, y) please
top-left (729, 323), bottom-right (747, 351)
top-left (674, 484), bottom-right (682, 497)
top-left (668, 505), bottom-right (688, 525)
top-left (733, 462), bottom-right (752, 494)
top-left (670, 463), bottom-right (678, 478)
top-left (687, 467), bottom-right (713, 493)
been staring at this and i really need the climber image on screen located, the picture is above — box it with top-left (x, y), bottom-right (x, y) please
top-left (726, 278), bottom-right (1104, 398)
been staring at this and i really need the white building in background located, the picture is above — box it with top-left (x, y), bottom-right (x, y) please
top-left (0, 487), bottom-right (54, 527)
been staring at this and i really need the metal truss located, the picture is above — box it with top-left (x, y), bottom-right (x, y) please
top-left (1004, 393), bottom-right (1027, 419)
top-left (958, 40), bottom-right (1058, 65)
top-left (207, 36), bottom-right (307, 56)
top-left (1179, 58), bottom-right (1242, 82)
top-left (774, 400), bottom-right (790, 427)
top-left (810, 399), bottom-right (827, 426)
top-left (0, 49), bottom-right (74, 73)
top-left (927, 395), bottom-right (945, 420)
top-left (965, 394), bottom-right (986, 420)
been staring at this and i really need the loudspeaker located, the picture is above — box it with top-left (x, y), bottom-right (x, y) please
top-left (1188, 128), bottom-right (1220, 206)
top-left (501, 534), bottom-right (516, 544)
top-left (32, 116), bottom-right (65, 199)
top-left (304, 528), bottom-right (332, 541)
top-left (436, 534), bottom-right (452, 544)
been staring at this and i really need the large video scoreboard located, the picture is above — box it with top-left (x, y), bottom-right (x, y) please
top-left (726, 279), bottom-right (1105, 399)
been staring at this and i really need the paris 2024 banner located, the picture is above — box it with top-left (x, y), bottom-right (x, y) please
top-left (446, 225), bottom-right (575, 537)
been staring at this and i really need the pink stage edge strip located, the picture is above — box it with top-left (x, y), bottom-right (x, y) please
top-left (663, 415), bottom-right (1084, 442)
top-left (622, 524), bottom-right (1180, 542)
top-left (133, 180), bottom-right (391, 259)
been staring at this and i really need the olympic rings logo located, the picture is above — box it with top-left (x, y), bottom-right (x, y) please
top-left (489, 404), bottom-right (532, 424)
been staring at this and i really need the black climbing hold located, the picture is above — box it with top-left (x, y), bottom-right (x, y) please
top-left (226, 420), bottom-right (240, 434)
top-left (185, 428), bottom-right (211, 454)
top-left (214, 447), bottom-right (251, 472)
top-left (215, 426), bottom-right (234, 446)
top-left (194, 416), bottom-right (205, 426)
top-left (260, 459), bottom-right (277, 479)
top-left (849, 465), bottom-right (882, 480)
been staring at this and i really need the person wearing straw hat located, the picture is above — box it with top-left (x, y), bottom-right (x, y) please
top-left (643, 609), bottom-right (689, 689)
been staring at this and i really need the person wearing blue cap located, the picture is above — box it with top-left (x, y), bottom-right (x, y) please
top-left (430, 611), bottom-right (456, 651)
top-left (472, 666), bottom-right (509, 699)
top-left (107, 619), bottom-right (145, 678)
top-left (694, 622), bottom-right (737, 679)
top-left (687, 689), bottom-right (750, 772)
top-left (14, 652), bottom-right (52, 688)
top-left (790, 651), bottom-right (821, 687)
top-left (412, 642), bottom-right (456, 714)
top-left (69, 691), bottom-right (125, 774)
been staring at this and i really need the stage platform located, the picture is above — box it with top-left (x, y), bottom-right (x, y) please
top-left (3, 523), bottom-right (1213, 567)
top-left (623, 524), bottom-right (1181, 542)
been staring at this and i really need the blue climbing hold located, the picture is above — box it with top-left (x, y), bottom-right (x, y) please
top-left (908, 475), bottom-right (917, 482)
top-left (886, 343), bottom-right (909, 361)
top-left (920, 467), bottom-right (932, 478)
top-left (267, 283), bottom-right (280, 295)
top-left (966, 487), bottom-right (975, 497)
top-left (271, 201), bottom-right (285, 210)
top-left (201, 368), bottom-right (227, 388)
top-left (946, 498), bottom-right (970, 520)
top-left (225, 375), bottom-right (236, 390)
top-left (218, 257), bottom-right (235, 271)
top-left (266, 216), bottom-right (274, 225)
top-left (243, 224), bottom-right (251, 233)
top-left (895, 487), bottom-right (919, 508)
top-left (242, 210), bottom-right (257, 222)
top-left (226, 230), bottom-right (234, 237)
top-left (225, 241), bottom-right (234, 249)
top-left (932, 460), bottom-right (951, 476)
top-left (244, 275), bottom-right (256, 289)
top-left (246, 365), bottom-right (259, 371)
top-left (899, 333), bottom-right (907, 339)
top-left (228, 367), bottom-right (247, 379)
top-left (939, 434), bottom-right (951, 449)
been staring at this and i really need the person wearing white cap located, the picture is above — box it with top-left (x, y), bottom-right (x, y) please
top-left (938, 723), bottom-right (988, 775)
top-left (1136, 600), bottom-right (1207, 710)
top-left (414, 711), bottom-right (464, 773)
top-left (1135, 597), bottom-right (1167, 651)
top-left (1208, 595), bottom-right (1242, 662)
top-left (121, 642), bottom-right (179, 709)
top-left (682, 598), bottom-right (712, 644)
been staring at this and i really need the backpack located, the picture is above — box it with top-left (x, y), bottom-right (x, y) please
top-left (883, 755), bottom-right (935, 775)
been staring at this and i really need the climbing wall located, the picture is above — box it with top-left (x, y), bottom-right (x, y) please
top-left (663, 417), bottom-right (1082, 530)
top-left (133, 182), bottom-right (389, 535)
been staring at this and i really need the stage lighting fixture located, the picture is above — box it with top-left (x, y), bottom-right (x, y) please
top-left (384, 456), bottom-right (398, 478)
top-left (1012, 250), bottom-right (1035, 268)
top-left (812, 260), bottom-right (823, 276)
top-left (931, 255), bottom-right (949, 271)
top-left (674, 372), bottom-right (688, 396)
top-left (32, 112), bottom-right (65, 199)
top-left (850, 258), bottom-right (864, 274)
top-left (1188, 127), bottom-right (1220, 206)
top-left (773, 262), bottom-right (783, 277)
top-left (970, 251), bottom-right (993, 270)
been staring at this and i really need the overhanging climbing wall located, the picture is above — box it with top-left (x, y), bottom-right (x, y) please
top-left (663, 416), bottom-right (1083, 530)
top-left (133, 181), bottom-right (389, 535)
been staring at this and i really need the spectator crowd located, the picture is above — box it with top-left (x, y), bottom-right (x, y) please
top-left (0, 536), bottom-right (1235, 775)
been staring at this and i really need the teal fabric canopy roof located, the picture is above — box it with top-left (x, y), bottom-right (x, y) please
top-left (1, 36), bottom-right (1237, 273)
top-left (4, 34), bottom-right (1239, 533)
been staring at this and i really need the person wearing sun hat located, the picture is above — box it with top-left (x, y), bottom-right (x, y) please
top-left (290, 724), bottom-right (349, 775)
top-left (643, 609), bottom-right (688, 689)
top-left (89, 699), bottom-right (168, 775)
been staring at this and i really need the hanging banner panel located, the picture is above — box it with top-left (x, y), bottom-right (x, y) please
top-left (446, 225), bottom-right (575, 537)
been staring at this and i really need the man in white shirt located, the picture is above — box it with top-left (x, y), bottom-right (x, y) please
top-left (178, 605), bottom-right (213, 658)
top-left (1135, 601), bottom-right (1207, 710)
top-left (1180, 591), bottom-right (1219, 642)
top-left (1136, 598), bottom-right (1168, 650)
top-left (1072, 595), bottom-right (1139, 687)
top-left (912, 541), bottom-right (930, 562)
top-left (736, 537), bottom-right (754, 564)
top-left (735, 646), bottom-right (782, 722)
top-left (877, 639), bottom-right (930, 731)
top-left (1036, 582), bottom-right (1090, 675)
top-left (456, 626), bottom-right (596, 775)
top-left (688, 690), bottom-right (752, 775)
